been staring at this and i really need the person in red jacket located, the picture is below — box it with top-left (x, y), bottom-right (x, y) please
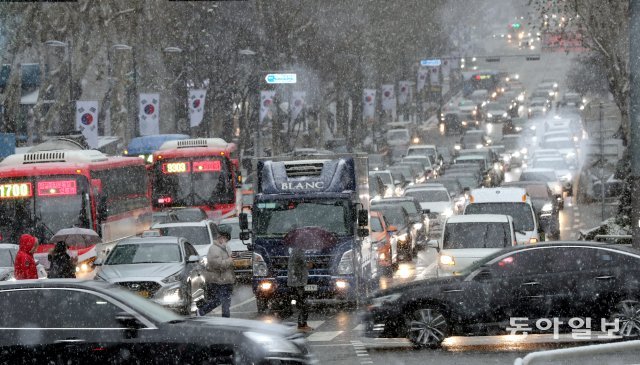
top-left (14, 234), bottom-right (39, 280)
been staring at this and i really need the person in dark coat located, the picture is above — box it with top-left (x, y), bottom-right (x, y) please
top-left (14, 234), bottom-right (39, 280)
top-left (288, 247), bottom-right (312, 332)
top-left (47, 241), bottom-right (76, 279)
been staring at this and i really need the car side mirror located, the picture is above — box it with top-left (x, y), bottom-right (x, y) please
top-left (387, 225), bottom-right (398, 232)
top-left (358, 210), bottom-right (368, 227)
top-left (239, 213), bottom-right (249, 230)
top-left (93, 258), bottom-right (103, 267)
top-left (239, 231), bottom-right (251, 241)
top-left (422, 209), bottom-right (431, 215)
top-left (187, 255), bottom-right (200, 263)
top-left (358, 228), bottom-right (369, 238)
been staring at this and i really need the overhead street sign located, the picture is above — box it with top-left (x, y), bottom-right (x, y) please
top-left (265, 73), bottom-right (297, 84)
top-left (420, 59), bottom-right (441, 67)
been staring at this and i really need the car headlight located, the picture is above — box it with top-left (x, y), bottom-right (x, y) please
top-left (396, 233), bottom-right (409, 242)
top-left (541, 203), bottom-right (553, 213)
top-left (487, 113), bottom-right (493, 118)
top-left (513, 151), bottom-right (521, 158)
top-left (454, 144), bottom-right (461, 150)
top-left (161, 271), bottom-right (183, 284)
top-left (337, 249), bottom-right (354, 275)
top-left (441, 208), bottom-right (453, 218)
top-left (528, 108), bottom-right (532, 113)
top-left (369, 293), bottom-right (402, 308)
top-left (502, 112), bottom-right (508, 118)
top-left (253, 252), bottom-right (268, 277)
top-left (76, 257), bottom-right (97, 273)
top-left (440, 254), bottom-right (455, 266)
top-left (244, 332), bottom-right (301, 354)
top-left (515, 126), bottom-right (522, 131)
top-left (413, 223), bottom-right (423, 231)
top-left (476, 144), bottom-right (483, 149)
top-left (520, 147), bottom-right (528, 154)
top-left (161, 287), bottom-right (181, 304)
top-left (542, 107), bottom-right (547, 112)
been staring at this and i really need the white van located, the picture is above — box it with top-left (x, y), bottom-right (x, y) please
top-left (464, 187), bottom-right (542, 245)
top-left (432, 214), bottom-right (516, 276)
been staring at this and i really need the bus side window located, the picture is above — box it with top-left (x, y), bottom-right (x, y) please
top-left (97, 195), bottom-right (108, 224)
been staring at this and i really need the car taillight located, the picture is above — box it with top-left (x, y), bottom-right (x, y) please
top-left (158, 197), bottom-right (172, 204)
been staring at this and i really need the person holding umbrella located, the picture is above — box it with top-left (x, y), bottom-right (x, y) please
top-left (288, 246), bottom-right (313, 332)
top-left (48, 241), bottom-right (76, 279)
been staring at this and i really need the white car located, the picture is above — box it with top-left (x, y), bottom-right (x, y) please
top-left (464, 187), bottom-right (542, 245)
top-left (218, 216), bottom-right (252, 276)
top-left (530, 157), bottom-right (573, 193)
top-left (528, 98), bottom-right (548, 117)
top-left (151, 220), bottom-right (218, 258)
top-left (406, 144), bottom-right (439, 162)
top-left (539, 136), bottom-right (578, 164)
top-left (386, 129), bottom-right (411, 147)
top-left (518, 168), bottom-right (565, 209)
top-left (403, 186), bottom-right (454, 233)
top-left (432, 214), bottom-right (516, 276)
top-left (369, 170), bottom-right (396, 198)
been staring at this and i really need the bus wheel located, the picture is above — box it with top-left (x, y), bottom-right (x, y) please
top-left (256, 297), bottom-right (268, 314)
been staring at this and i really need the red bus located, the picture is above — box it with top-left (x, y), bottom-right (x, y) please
top-left (0, 149), bottom-right (152, 276)
top-left (151, 138), bottom-right (240, 219)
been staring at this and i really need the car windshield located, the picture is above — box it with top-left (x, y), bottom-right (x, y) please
top-left (532, 159), bottom-right (569, 170)
top-left (408, 147), bottom-right (436, 157)
top-left (388, 131), bottom-right (409, 140)
top-left (106, 243), bottom-right (182, 264)
top-left (375, 206), bottom-right (407, 227)
top-left (0, 249), bottom-right (14, 267)
top-left (434, 180), bottom-right (462, 195)
top-left (465, 202), bottom-right (534, 231)
top-left (370, 172), bottom-right (392, 185)
top-left (443, 222), bottom-right (511, 249)
top-left (524, 185), bottom-right (550, 199)
top-left (501, 137), bottom-right (521, 150)
top-left (159, 226), bottom-right (211, 246)
top-left (405, 190), bottom-right (450, 203)
top-left (541, 139), bottom-right (574, 149)
top-left (520, 171), bottom-right (557, 182)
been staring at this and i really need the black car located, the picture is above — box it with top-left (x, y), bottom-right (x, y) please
top-left (0, 280), bottom-right (315, 364)
top-left (371, 204), bottom-right (416, 258)
top-left (372, 197), bottom-right (429, 247)
top-left (503, 181), bottom-right (560, 239)
top-left (362, 242), bottom-right (640, 348)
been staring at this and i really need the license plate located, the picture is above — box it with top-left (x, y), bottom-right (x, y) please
top-left (234, 259), bottom-right (251, 268)
top-left (137, 290), bottom-right (151, 298)
top-left (304, 285), bottom-right (318, 292)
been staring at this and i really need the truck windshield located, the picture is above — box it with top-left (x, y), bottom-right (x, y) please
top-left (0, 176), bottom-right (91, 244)
top-left (253, 199), bottom-right (353, 237)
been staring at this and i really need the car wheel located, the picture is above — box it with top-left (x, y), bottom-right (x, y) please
top-left (610, 300), bottom-right (640, 338)
top-left (256, 297), bottom-right (269, 314)
top-left (406, 307), bottom-right (449, 348)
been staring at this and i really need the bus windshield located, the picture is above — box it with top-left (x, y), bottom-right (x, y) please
top-left (0, 176), bottom-right (91, 244)
top-left (253, 198), bottom-right (353, 237)
top-left (153, 157), bottom-right (235, 207)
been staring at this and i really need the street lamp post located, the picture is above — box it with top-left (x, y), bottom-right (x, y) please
top-left (162, 47), bottom-right (184, 134)
top-left (44, 40), bottom-right (73, 132)
top-left (238, 49), bottom-right (257, 156)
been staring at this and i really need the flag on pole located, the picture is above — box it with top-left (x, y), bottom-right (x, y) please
top-left (417, 69), bottom-right (428, 91)
top-left (139, 93), bottom-right (160, 135)
top-left (75, 101), bottom-right (98, 148)
top-left (188, 89), bottom-right (207, 127)
top-left (363, 89), bottom-right (376, 119)
top-left (381, 84), bottom-right (396, 111)
top-left (450, 55), bottom-right (460, 70)
top-left (398, 81), bottom-right (411, 105)
top-left (259, 91), bottom-right (276, 124)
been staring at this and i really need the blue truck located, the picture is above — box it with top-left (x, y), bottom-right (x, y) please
top-left (239, 155), bottom-right (374, 312)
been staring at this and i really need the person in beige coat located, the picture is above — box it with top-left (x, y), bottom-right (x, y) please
top-left (197, 226), bottom-right (235, 317)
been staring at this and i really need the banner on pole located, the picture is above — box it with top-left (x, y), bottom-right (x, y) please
top-left (417, 69), bottom-right (429, 91)
top-left (75, 101), bottom-right (98, 148)
top-left (398, 81), bottom-right (411, 105)
top-left (188, 89), bottom-right (207, 127)
top-left (290, 91), bottom-right (307, 133)
top-left (139, 93), bottom-right (160, 135)
top-left (363, 89), bottom-right (376, 119)
top-left (381, 84), bottom-right (396, 111)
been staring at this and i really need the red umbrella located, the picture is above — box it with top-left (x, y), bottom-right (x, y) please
top-left (283, 227), bottom-right (337, 250)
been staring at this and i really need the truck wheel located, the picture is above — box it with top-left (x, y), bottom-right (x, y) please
top-left (256, 298), bottom-right (268, 314)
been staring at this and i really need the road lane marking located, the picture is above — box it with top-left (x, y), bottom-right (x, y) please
top-left (351, 340), bottom-right (374, 364)
top-left (307, 331), bottom-right (344, 342)
top-left (353, 324), bottom-right (365, 331)
top-left (307, 320), bottom-right (325, 329)
top-left (210, 296), bottom-right (256, 314)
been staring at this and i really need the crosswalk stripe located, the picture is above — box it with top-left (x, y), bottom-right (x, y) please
top-left (306, 331), bottom-right (343, 342)
top-left (353, 324), bottom-right (365, 331)
top-left (307, 320), bottom-right (325, 329)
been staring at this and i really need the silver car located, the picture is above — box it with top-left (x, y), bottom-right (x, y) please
top-left (94, 236), bottom-right (205, 315)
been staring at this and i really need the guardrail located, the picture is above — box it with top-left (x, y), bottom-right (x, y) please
top-left (513, 340), bottom-right (640, 365)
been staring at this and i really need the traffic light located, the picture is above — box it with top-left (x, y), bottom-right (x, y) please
top-left (512, 23), bottom-right (521, 29)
